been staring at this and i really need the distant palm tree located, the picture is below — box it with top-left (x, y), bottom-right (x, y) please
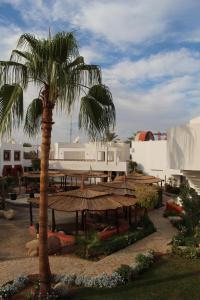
top-left (104, 130), bottom-right (119, 142)
top-left (125, 133), bottom-right (136, 145)
top-left (0, 31), bottom-right (115, 298)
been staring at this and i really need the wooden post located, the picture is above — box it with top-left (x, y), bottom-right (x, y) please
top-left (64, 176), bottom-right (67, 188)
top-left (25, 177), bottom-right (28, 193)
top-left (81, 210), bottom-right (84, 229)
top-left (29, 202), bottom-right (33, 226)
top-left (125, 207), bottom-right (128, 219)
top-left (134, 205), bottom-right (137, 223)
top-left (115, 209), bottom-right (119, 233)
top-left (129, 207), bottom-right (132, 226)
top-left (84, 210), bottom-right (87, 237)
top-left (76, 211), bottom-right (78, 235)
top-left (51, 209), bottom-right (56, 232)
top-left (1, 179), bottom-right (5, 210)
top-left (105, 210), bottom-right (108, 220)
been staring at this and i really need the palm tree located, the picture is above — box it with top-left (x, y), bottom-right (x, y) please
top-left (104, 130), bottom-right (118, 142)
top-left (0, 31), bottom-right (115, 297)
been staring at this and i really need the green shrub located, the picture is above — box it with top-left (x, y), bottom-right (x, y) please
top-left (75, 215), bottom-right (156, 260)
top-left (172, 245), bottom-right (200, 259)
top-left (172, 233), bottom-right (186, 246)
top-left (78, 225), bottom-right (155, 259)
top-left (163, 210), bottom-right (182, 218)
top-left (31, 158), bottom-right (41, 171)
top-left (165, 184), bottom-right (180, 194)
top-left (115, 264), bottom-right (132, 283)
top-left (134, 252), bottom-right (155, 273)
top-left (134, 185), bottom-right (159, 209)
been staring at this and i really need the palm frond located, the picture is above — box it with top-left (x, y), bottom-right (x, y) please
top-left (52, 32), bottom-right (79, 63)
top-left (0, 61), bottom-right (28, 88)
top-left (17, 33), bottom-right (39, 52)
top-left (24, 98), bottom-right (43, 136)
top-left (0, 84), bottom-right (24, 136)
top-left (79, 84), bottom-right (115, 139)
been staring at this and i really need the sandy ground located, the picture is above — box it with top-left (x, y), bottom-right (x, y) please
top-left (0, 196), bottom-right (177, 285)
top-left (0, 203), bottom-right (76, 260)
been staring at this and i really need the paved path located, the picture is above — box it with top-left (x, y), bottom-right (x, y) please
top-left (0, 199), bottom-right (177, 285)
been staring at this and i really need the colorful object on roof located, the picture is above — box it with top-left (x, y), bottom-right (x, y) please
top-left (135, 131), bottom-right (155, 141)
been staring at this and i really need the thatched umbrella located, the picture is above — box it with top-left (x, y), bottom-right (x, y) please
top-left (88, 180), bottom-right (137, 223)
top-left (23, 171), bottom-right (67, 192)
top-left (29, 188), bottom-right (138, 234)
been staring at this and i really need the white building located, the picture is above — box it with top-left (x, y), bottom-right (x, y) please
top-left (0, 139), bottom-right (36, 176)
top-left (49, 141), bottom-right (130, 174)
top-left (131, 131), bottom-right (182, 182)
top-left (167, 117), bottom-right (200, 192)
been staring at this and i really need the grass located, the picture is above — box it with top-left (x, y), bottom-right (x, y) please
top-left (72, 255), bottom-right (200, 300)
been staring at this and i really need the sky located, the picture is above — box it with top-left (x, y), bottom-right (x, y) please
top-left (1, 0), bottom-right (200, 143)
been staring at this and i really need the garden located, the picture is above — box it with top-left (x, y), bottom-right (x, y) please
top-left (164, 183), bottom-right (200, 258)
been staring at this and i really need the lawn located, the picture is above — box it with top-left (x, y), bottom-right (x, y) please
top-left (73, 255), bottom-right (200, 300)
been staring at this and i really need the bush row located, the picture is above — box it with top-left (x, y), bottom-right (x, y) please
top-left (0, 276), bottom-right (29, 299)
top-left (55, 250), bottom-right (155, 288)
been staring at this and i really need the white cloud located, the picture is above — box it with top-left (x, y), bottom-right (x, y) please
top-left (79, 46), bottom-right (103, 64)
top-left (74, 0), bottom-right (174, 45)
top-left (102, 50), bottom-right (200, 136)
top-left (103, 49), bottom-right (200, 86)
top-left (0, 24), bottom-right (22, 59)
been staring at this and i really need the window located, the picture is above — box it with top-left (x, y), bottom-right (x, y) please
top-left (4, 150), bottom-right (11, 161)
top-left (14, 151), bottom-right (21, 161)
top-left (108, 151), bottom-right (114, 161)
top-left (97, 151), bottom-right (105, 161)
top-left (23, 150), bottom-right (37, 160)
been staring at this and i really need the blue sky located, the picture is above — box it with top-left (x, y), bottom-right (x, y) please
top-left (1, 0), bottom-right (200, 142)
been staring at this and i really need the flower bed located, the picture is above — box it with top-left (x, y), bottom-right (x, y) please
top-left (0, 251), bottom-right (156, 299)
top-left (0, 276), bottom-right (29, 299)
top-left (166, 201), bottom-right (184, 213)
top-left (55, 250), bottom-right (155, 289)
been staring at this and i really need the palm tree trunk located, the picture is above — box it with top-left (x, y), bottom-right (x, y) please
top-left (39, 102), bottom-right (54, 297)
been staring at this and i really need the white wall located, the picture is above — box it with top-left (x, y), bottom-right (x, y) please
top-left (49, 141), bottom-right (130, 173)
top-left (167, 120), bottom-right (200, 171)
top-left (131, 140), bottom-right (181, 180)
top-left (0, 142), bottom-right (36, 175)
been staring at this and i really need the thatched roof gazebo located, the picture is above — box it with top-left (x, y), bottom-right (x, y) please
top-left (28, 187), bottom-right (138, 234)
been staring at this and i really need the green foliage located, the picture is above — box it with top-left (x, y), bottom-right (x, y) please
top-left (172, 233), bottom-right (186, 246)
top-left (179, 183), bottom-right (200, 233)
top-left (102, 130), bottom-right (118, 142)
top-left (31, 158), bottom-right (41, 171)
top-left (4, 176), bottom-right (18, 192)
top-left (0, 31), bottom-right (115, 139)
top-left (128, 161), bottom-right (137, 173)
top-left (134, 252), bottom-right (155, 273)
top-left (165, 184), bottom-right (180, 194)
top-left (134, 184), bottom-right (159, 209)
top-left (115, 265), bottom-right (132, 283)
top-left (172, 245), bottom-right (200, 259)
top-left (163, 209), bottom-right (182, 218)
top-left (23, 142), bottom-right (32, 147)
top-left (76, 215), bottom-right (156, 259)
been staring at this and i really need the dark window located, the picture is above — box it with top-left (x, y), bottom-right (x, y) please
top-left (4, 150), bottom-right (11, 161)
top-left (14, 151), bottom-right (21, 161)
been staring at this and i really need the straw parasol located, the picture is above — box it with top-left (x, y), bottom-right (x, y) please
top-left (28, 187), bottom-right (138, 233)
top-left (112, 173), bottom-right (162, 184)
